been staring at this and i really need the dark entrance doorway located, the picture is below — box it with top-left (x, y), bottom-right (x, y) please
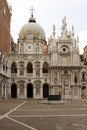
top-left (27, 84), bottom-right (33, 98)
top-left (11, 84), bottom-right (17, 98)
top-left (43, 84), bottom-right (49, 98)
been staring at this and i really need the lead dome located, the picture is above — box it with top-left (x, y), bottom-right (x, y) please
top-left (19, 14), bottom-right (46, 40)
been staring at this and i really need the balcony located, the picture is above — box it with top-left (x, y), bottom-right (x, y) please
top-left (43, 73), bottom-right (49, 78)
top-left (27, 73), bottom-right (33, 78)
top-left (11, 73), bottom-right (17, 78)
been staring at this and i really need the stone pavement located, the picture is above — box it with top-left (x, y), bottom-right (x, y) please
top-left (0, 99), bottom-right (87, 130)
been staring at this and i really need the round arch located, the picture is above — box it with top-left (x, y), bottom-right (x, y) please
top-left (42, 62), bottom-right (49, 73)
top-left (11, 61), bottom-right (17, 73)
top-left (11, 83), bottom-right (17, 98)
top-left (43, 83), bottom-right (49, 98)
top-left (27, 83), bottom-right (33, 98)
top-left (27, 62), bottom-right (33, 73)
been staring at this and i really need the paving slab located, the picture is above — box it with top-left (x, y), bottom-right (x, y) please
top-left (0, 99), bottom-right (87, 130)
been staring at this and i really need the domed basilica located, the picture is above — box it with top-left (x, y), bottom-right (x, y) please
top-left (1, 9), bottom-right (87, 99)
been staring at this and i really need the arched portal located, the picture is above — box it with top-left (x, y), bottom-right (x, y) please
top-left (11, 84), bottom-right (17, 98)
top-left (43, 84), bottom-right (49, 98)
top-left (27, 84), bottom-right (33, 98)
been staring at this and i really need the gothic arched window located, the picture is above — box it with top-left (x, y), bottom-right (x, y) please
top-left (27, 62), bottom-right (33, 73)
top-left (43, 62), bottom-right (48, 73)
top-left (11, 62), bottom-right (17, 73)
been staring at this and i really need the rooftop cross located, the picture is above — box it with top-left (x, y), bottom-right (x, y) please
top-left (30, 6), bottom-right (35, 16)
top-left (29, 6), bottom-right (36, 23)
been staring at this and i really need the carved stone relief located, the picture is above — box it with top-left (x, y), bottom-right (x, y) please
top-left (36, 68), bottom-right (40, 77)
top-left (34, 80), bottom-right (41, 95)
top-left (19, 83), bottom-right (24, 95)
top-left (82, 88), bottom-right (87, 98)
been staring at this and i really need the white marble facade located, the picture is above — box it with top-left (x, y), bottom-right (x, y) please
top-left (1, 13), bottom-right (84, 99)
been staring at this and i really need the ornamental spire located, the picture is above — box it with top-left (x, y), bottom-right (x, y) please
top-left (53, 25), bottom-right (56, 39)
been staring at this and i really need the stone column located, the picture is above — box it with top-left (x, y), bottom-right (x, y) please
top-left (24, 85), bottom-right (26, 98)
top-left (17, 67), bottom-right (20, 78)
top-left (8, 85), bottom-right (11, 99)
top-left (17, 85), bottom-right (19, 98)
top-left (3, 85), bottom-right (5, 99)
top-left (33, 87), bottom-right (35, 98)
top-left (4, 85), bottom-right (7, 99)
top-left (1, 85), bottom-right (3, 98)
top-left (24, 62), bottom-right (27, 78)
top-left (41, 84), bottom-right (43, 98)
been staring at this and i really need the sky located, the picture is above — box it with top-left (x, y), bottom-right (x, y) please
top-left (7, 0), bottom-right (87, 54)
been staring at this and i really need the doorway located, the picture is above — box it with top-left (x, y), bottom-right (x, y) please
top-left (43, 84), bottom-right (49, 98)
top-left (27, 84), bottom-right (33, 98)
top-left (11, 84), bottom-right (17, 98)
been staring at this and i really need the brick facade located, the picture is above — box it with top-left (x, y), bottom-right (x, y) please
top-left (0, 0), bottom-right (11, 55)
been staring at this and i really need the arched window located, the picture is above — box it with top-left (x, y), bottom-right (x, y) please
top-left (82, 85), bottom-right (86, 90)
top-left (43, 62), bottom-right (48, 73)
top-left (84, 59), bottom-right (87, 65)
top-left (82, 72), bottom-right (85, 80)
top-left (27, 62), bottom-right (33, 73)
top-left (74, 75), bottom-right (77, 83)
top-left (11, 62), bottom-right (17, 73)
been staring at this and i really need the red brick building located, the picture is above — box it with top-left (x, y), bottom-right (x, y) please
top-left (0, 0), bottom-right (11, 55)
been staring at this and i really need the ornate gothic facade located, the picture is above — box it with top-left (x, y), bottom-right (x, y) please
top-left (0, 11), bottom-right (87, 99)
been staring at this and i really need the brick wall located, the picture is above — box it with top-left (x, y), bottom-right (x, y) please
top-left (0, 0), bottom-right (11, 55)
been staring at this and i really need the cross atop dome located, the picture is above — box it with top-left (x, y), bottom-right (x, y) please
top-left (30, 6), bottom-right (35, 17)
top-left (29, 6), bottom-right (36, 23)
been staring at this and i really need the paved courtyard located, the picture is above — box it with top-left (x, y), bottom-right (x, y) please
top-left (0, 99), bottom-right (87, 130)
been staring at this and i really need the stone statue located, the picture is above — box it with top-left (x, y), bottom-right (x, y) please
top-left (53, 25), bottom-right (56, 37)
top-left (34, 80), bottom-right (41, 95)
top-left (62, 16), bottom-right (67, 28)
top-left (64, 79), bottom-right (68, 87)
top-left (20, 67), bottom-right (24, 75)
top-left (61, 16), bottom-right (68, 38)
top-left (20, 43), bottom-right (24, 53)
top-left (20, 84), bottom-right (24, 95)
top-left (54, 71), bottom-right (57, 83)
top-left (72, 25), bottom-right (74, 36)
top-left (36, 85), bottom-right (40, 95)
top-left (36, 68), bottom-right (40, 77)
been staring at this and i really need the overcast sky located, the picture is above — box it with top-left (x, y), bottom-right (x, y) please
top-left (7, 0), bottom-right (87, 54)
